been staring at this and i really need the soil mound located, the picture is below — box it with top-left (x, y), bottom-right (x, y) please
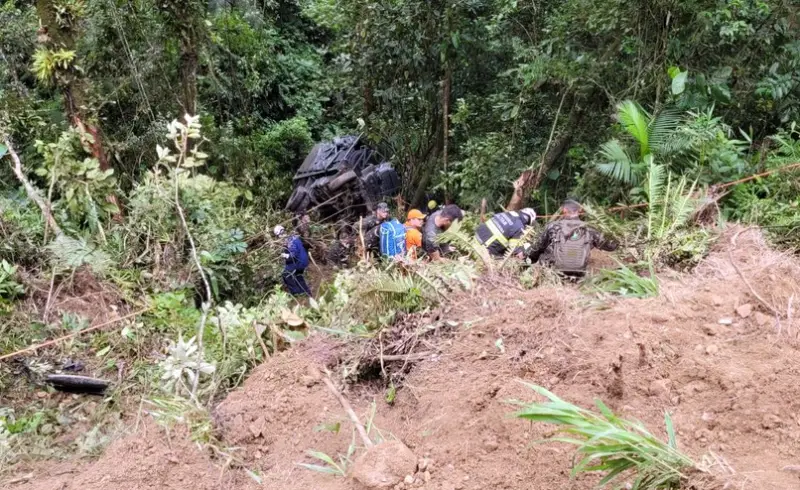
top-left (10, 226), bottom-right (800, 490)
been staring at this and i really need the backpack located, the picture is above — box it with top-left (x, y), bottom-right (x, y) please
top-left (552, 220), bottom-right (592, 272)
top-left (380, 219), bottom-right (407, 258)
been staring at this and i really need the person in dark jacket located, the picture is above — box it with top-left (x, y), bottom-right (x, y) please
top-left (476, 208), bottom-right (537, 258)
top-left (529, 200), bottom-right (618, 276)
top-left (423, 204), bottom-right (464, 260)
top-left (274, 225), bottom-right (312, 296)
top-left (359, 202), bottom-right (390, 252)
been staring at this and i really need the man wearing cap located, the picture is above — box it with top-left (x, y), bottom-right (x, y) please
top-left (404, 209), bottom-right (426, 260)
top-left (359, 202), bottom-right (390, 252)
top-left (476, 208), bottom-right (538, 259)
top-left (273, 225), bottom-right (312, 296)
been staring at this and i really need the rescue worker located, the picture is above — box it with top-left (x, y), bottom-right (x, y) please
top-left (423, 204), bottom-right (463, 261)
top-left (359, 202), bottom-right (390, 252)
top-left (404, 209), bottom-right (426, 260)
top-left (274, 225), bottom-right (312, 296)
top-left (476, 208), bottom-right (537, 258)
top-left (529, 200), bottom-right (618, 276)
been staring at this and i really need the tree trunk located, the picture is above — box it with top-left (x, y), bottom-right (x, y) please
top-left (179, 36), bottom-right (199, 115)
top-left (442, 68), bottom-right (451, 203)
top-left (35, 0), bottom-right (118, 215)
top-left (507, 102), bottom-right (584, 211)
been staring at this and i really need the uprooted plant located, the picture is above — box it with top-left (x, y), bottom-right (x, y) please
top-left (512, 383), bottom-right (721, 490)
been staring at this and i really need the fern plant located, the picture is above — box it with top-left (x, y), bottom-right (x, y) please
top-left (643, 158), bottom-right (700, 264)
top-left (436, 219), bottom-right (494, 270)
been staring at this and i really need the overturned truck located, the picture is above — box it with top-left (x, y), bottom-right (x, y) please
top-left (285, 136), bottom-right (400, 221)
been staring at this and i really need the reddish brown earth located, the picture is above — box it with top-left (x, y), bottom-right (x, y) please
top-left (9, 227), bottom-right (800, 490)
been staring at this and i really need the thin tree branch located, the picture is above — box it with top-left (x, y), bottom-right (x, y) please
top-left (3, 138), bottom-right (62, 236)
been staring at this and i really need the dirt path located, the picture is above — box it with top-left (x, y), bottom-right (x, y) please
top-left (9, 228), bottom-right (800, 490)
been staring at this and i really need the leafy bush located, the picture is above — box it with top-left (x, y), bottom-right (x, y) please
top-left (33, 129), bottom-right (118, 232)
top-left (0, 260), bottom-right (23, 300)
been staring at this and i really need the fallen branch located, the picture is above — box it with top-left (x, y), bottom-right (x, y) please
top-left (379, 351), bottom-right (433, 362)
top-left (0, 308), bottom-right (149, 362)
top-left (3, 138), bottom-right (62, 236)
top-left (322, 372), bottom-right (374, 449)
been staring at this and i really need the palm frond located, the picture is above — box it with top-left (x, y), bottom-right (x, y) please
top-left (596, 139), bottom-right (637, 184)
top-left (648, 108), bottom-right (683, 153)
top-left (512, 383), bottom-right (694, 489)
top-left (617, 100), bottom-right (652, 157)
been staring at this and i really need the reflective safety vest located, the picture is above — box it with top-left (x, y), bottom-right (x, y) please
top-left (475, 211), bottom-right (526, 257)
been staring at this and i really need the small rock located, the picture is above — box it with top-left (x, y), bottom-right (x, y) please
top-left (404, 475), bottom-right (415, 485)
top-left (755, 312), bottom-right (771, 326)
top-left (478, 351), bottom-right (488, 360)
top-left (762, 414), bottom-right (783, 430)
top-left (718, 318), bottom-right (733, 325)
top-left (702, 324), bottom-right (720, 336)
top-left (711, 295), bottom-right (724, 306)
top-left (254, 450), bottom-right (263, 459)
top-left (249, 416), bottom-right (266, 438)
top-left (782, 465), bottom-right (800, 473)
top-left (36, 391), bottom-right (48, 399)
top-left (423, 471), bottom-right (431, 483)
top-left (705, 344), bottom-right (719, 355)
top-left (649, 379), bottom-right (671, 397)
top-left (736, 304), bottom-right (753, 318)
top-left (650, 313), bottom-right (673, 324)
top-left (352, 441), bottom-right (418, 489)
top-left (484, 439), bottom-right (499, 452)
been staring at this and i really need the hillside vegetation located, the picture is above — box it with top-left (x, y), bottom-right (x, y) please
top-left (1, 0), bottom-right (799, 489)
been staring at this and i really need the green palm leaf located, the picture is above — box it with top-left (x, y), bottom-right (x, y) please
top-left (597, 139), bottom-right (637, 184)
top-left (648, 108), bottom-right (683, 154)
top-left (617, 100), bottom-right (652, 157)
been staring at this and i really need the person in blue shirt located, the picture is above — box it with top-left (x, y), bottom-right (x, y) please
top-left (274, 225), bottom-right (312, 296)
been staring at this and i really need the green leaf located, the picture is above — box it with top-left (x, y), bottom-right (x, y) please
top-left (0, 144), bottom-right (7, 159)
top-left (667, 66), bottom-right (680, 79)
top-left (710, 84), bottom-right (731, 103)
top-left (671, 71), bottom-right (688, 95)
top-left (96, 345), bottom-right (111, 357)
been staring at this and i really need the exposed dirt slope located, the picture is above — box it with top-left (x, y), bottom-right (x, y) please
top-left (11, 227), bottom-right (800, 490)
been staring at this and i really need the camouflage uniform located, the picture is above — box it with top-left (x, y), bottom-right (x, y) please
top-left (529, 218), bottom-right (617, 272)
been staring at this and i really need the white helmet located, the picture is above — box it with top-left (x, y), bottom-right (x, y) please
top-left (273, 225), bottom-right (285, 237)
top-left (520, 208), bottom-right (537, 224)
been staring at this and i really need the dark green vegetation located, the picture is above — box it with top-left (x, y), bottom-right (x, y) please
top-left (0, 0), bottom-right (798, 477)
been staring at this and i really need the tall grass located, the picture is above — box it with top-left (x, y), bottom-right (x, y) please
top-left (513, 384), bottom-right (695, 489)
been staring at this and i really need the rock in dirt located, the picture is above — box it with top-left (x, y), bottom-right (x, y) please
top-left (754, 312), bottom-right (771, 326)
top-left (702, 324), bottom-right (721, 336)
top-left (705, 344), bottom-right (720, 355)
top-left (736, 304), bottom-right (753, 318)
top-left (352, 441), bottom-right (417, 488)
top-left (649, 379), bottom-right (671, 397)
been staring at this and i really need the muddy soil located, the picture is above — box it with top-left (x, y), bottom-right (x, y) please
top-left (9, 227), bottom-right (800, 490)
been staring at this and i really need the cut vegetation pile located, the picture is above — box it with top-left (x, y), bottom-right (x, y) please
top-left (8, 226), bottom-right (800, 490)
